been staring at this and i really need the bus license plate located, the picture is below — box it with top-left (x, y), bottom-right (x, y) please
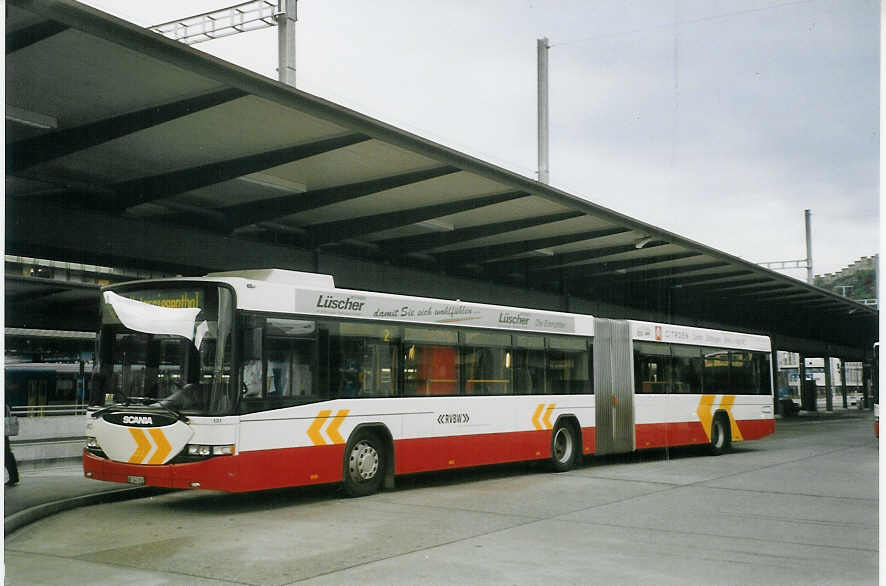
top-left (127, 475), bottom-right (145, 485)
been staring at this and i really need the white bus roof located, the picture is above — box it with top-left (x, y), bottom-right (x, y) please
top-left (107, 269), bottom-right (771, 349)
top-left (122, 269), bottom-right (595, 337)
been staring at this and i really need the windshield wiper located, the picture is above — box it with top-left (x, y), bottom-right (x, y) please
top-left (149, 401), bottom-right (189, 423)
top-left (91, 401), bottom-right (189, 423)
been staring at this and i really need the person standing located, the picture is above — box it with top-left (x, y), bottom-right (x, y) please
top-left (5, 404), bottom-right (19, 486)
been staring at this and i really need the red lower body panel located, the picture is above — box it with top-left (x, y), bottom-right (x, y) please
top-left (634, 418), bottom-right (775, 449)
top-left (394, 428), bottom-right (592, 475)
top-left (83, 418), bottom-right (771, 493)
top-left (635, 421), bottom-right (709, 449)
top-left (737, 418), bottom-right (776, 440)
top-left (83, 449), bottom-right (243, 491)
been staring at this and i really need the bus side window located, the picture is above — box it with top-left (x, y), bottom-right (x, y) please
top-left (730, 351), bottom-right (755, 395)
top-left (326, 321), bottom-right (400, 399)
top-left (266, 318), bottom-right (317, 398)
top-left (548, 336), bottom-right (591, 395)
top-left (634, 341), bottom-right (672, 394)
top-left (403, 327), bottom-right (458, 396)
top-left (461, 331), bottom-right (512, 396)
top-left (703, 348), bottom-right (730, 394)
top-left (754, 352), bottom-right (772, 395)
top-left (514, 334), bottom-right (546, 395)
top-left (240, 316), bottom-right (265, 399)
top-left (671, 345), bottom-right (703, 394)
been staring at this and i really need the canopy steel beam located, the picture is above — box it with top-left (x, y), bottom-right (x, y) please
top-left (7, 20), bottom-right (68, 53)
top-left (526, 241), bottom-right (671, 273)
top-left (108, 133), bottom-right (371, 210)
top-left (6, 198), bottom-right (314, 274)
top-left (734, 284), bottom-right (800, 298)
top-left (659, 270), bottom-right (753, 288)
top-left (490, 242), bottom-right (671, 281)
top-left (433, 227), bottom-right (630, 267)
top-left (309, 191), bottom-right (530, 246)
top-left (696, 277), bottom-right (775, 292)
top-left (224, 165), bottom-right (461, 230)
top-left (750, 290), bottom-right (819, 301)
top-left (8, 88), bottom-right (247, 172)
top-left (561, 252), bottom-right (703, 281)
top-left (376, 210), bottom-right (583, 254)
top-left (604, 261), bottom-right (730, 284)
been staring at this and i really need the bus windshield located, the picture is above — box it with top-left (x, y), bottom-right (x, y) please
top-left (90, 285), bottom-right (236, 416)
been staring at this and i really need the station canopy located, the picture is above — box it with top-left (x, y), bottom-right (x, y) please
top-left (5, 0), bottom-right (877, 357)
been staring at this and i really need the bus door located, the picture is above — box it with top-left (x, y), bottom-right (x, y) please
top-left (593, 318), bottom-right (635, 455)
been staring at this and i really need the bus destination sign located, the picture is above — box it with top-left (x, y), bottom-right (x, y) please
top-left (124, 289), bottom-right (203, 309)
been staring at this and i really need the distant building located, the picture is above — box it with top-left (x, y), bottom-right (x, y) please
top-left (814, 254), bottom-right (878, 307)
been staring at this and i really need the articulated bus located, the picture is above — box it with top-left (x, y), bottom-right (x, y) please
top-left (84, 269), bottom-right (775, 495)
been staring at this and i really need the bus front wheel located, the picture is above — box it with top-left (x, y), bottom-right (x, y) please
top-left (342, 430), bottom-right (385, 497)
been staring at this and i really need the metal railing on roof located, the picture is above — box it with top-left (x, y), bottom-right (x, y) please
top-left (150, 0), bottom-right (278, 45)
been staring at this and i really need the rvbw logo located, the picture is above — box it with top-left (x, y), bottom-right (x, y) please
top-left (437, 413), bottom-right (470, 425)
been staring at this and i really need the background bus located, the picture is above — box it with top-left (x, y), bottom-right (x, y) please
top-left (6, 362), bottom-right (92, 416)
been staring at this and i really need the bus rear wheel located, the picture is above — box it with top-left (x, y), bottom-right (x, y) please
top-left (551, 421), bottom-right (578, 472)
top-left (343, 430), bottom-right (385, 497)
top-left (709, 414), bottom-right (731, 456)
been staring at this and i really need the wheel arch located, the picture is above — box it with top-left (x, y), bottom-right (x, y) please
top-left (553, 414), bottom-right (582, 441)
top-left (712, 409), bottom-right (733, 433)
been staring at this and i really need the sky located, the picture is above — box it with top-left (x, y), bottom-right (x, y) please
top-left (81, 0), bottom-right (879, 280)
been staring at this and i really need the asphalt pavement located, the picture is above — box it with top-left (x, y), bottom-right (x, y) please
top-left (3, 457), bottom-right (165, 536)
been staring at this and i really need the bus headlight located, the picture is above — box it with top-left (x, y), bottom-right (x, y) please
top-left (188, 445), bottom-right (211, 456)
top-left (86, 436), bottom-right (99, 449)
top-left (212, 445), bottom-right (235, 456)
top-left (187, 444), bottom-right (234, 457)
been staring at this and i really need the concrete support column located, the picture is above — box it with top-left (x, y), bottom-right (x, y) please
top-left (862, 360), bottom-right (872, 409)
top-left (798, 354), bottom-right (809, 411)
top-left (840, 358), bottom-right (848, 408)
top-left (824, 352), bottom-right (833, 411)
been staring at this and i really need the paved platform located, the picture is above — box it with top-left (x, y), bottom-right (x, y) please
top-left (3, 407), bottom-right (873, 536)
top-left (4, 459), bottom-right (165, 536)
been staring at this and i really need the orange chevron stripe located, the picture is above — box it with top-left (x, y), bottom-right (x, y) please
top-left (147, 428), bottom-right (172, 464)
top-left (128, 428), bottom-right (151, 464)
top-left (542, 404), bottom-right (555, 430)
top-left (326, 410), bottom-right (349, 445)
top-left (696, 395), bottom-right (715, 440)
top-left (531, 404), bottom-right (545, 430)
top-left (717, 395), bottom-right (743, 441)
top-left (307, 410), bottom-right (331, 446)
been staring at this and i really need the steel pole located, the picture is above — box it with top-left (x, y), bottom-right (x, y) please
top-left (537, 37), bottom-right (549, 184)
top-left (804, 209), bottom-right (813, 284)
top-left (277, 0), bottom-right (297, 86)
